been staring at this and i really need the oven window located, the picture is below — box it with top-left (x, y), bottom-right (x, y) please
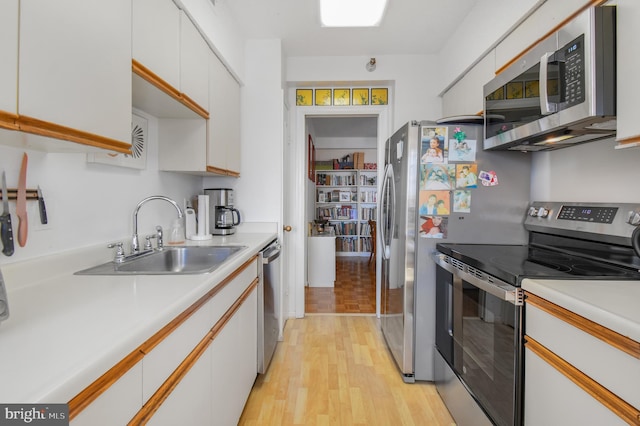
top-left (453, 280), bottom-right (520, 426)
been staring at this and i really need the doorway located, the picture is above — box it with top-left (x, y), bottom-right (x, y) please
top-left (289, 105), bottom-right (389, 319)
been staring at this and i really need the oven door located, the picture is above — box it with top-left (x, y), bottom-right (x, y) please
top-left (434, 253), bottom-right (524, 426)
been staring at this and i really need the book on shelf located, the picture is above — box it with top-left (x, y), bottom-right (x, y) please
top-left (360, 207), bottom-right (377, 221)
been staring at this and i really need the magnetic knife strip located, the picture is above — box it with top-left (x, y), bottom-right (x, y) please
top-left (0, 189), bottom-right (39, 200)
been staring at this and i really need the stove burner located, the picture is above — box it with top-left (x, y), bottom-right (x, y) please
top-left (526, 259), bottom-right (572, 272)
top-left (571, 263), bottom-right (630, 276)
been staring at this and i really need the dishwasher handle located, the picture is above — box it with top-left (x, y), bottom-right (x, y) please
top-left (261, 242), bottom-right (281, 264)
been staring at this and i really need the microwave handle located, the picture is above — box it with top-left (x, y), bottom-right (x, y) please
top-left (539, 51), bottom-right (557, 115)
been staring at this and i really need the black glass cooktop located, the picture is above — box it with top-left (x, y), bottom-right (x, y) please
top-left (436, 243), bottom-right (640, 286)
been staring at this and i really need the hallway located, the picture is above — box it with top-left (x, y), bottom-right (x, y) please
top-left (305, 257), bottom-right (376, 314)
top-left (238, 315), bottom-right (455, 425)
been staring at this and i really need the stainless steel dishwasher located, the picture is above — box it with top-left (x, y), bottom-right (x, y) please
top-left (257, 239), bottom-right (281, 374)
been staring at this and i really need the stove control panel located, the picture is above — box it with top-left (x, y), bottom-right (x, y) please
top-left (525, 202), bottom-right (640, 246)
top-left (557, 205), bottom-right (618, 223)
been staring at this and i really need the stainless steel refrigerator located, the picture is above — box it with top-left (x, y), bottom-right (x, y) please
top-left (379, 119), bottom-right (531, 382)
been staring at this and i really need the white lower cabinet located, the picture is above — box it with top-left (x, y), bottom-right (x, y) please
top-left (69, 258), bottom-right (259, 425)
top-left (211, 288), bottom-right (258, 425)
top-left (148, 346), bottom-right (213, 426)
top-left (524, 293), bottom-right (640, 425)
top-left (524, 348), bottom-right (626, 426)
top-left (70, 362), bottom-right (142, 426)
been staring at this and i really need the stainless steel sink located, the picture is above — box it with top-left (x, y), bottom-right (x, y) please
top-left (75, 245), bottom-right (247, 275)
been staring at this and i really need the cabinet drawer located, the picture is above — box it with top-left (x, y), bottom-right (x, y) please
top-left (524, 347), bottom-right (627, 425)
top-left (525, 302), bottom-right (640, 409)
top-left (142, 297), bottom-right (212, 403)
top-left (209, 258), bottom-right (258, 325)
top-left (71, 361), bottom-right (142, 426)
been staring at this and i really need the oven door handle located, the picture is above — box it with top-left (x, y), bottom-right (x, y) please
top-left (433, 252), bottom-right (524, 306)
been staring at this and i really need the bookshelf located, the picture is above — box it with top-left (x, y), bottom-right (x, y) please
top-left (315, 170), bottom-right (378, 256)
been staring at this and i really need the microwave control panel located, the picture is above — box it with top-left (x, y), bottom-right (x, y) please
top-left (559, 34), bottom-right (585, 107)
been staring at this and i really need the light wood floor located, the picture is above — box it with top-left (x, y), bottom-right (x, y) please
top-left (239, 315), bottom-right (455, 425)
top-left (305, 256), bottom-right (376, 314)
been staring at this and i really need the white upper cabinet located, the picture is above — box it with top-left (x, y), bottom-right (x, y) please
top-left (0, 0), bottom-right (18, 119)
top-left (180, 11), bottom-right (209, 110)
top-left (19, 0), bottom-right (132, 147)
top-left (615, 0), bottom-right (640, 146)
top-left (442, 51), bottom-right (495, 117)
top-left (208, 52), bottom-right (241, 176)
top-left (132, 0), bottom-right (181, 91)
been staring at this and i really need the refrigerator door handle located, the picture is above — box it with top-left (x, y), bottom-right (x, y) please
top-left (380, 164), bottom-right (395, 260)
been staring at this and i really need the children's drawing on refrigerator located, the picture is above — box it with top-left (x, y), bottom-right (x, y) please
top-left (420, 126), bottom-right (448, 164)
top-left (419, 216), bottom-right (448, 239)
top-left (453, 190), bottom-right (471, 213)
top-left (456, 164), bottom-right (478, 188)
top-left (422, 164), bottom-right (456, 190)
top-left (448, 127), bottom-right (477, 162)
top-left (419, 190), bottom-right (450, 216)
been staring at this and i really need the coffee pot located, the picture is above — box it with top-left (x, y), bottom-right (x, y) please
top-left (204, 188), bottom-right (241, 235)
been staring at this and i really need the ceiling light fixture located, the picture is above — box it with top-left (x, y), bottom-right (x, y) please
top-left (319, 0), bottom-right (388, 27)
top-left (366, 58), bottom-right (376, 72)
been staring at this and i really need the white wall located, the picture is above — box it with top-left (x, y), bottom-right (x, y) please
top-left (531, 137), bottom-right (640, 202)
top-left (0, 110), bottom-right (201, 265)
top-left (287, 54), bottom-right (443, 130)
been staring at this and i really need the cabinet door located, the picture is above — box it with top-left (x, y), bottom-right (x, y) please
top-left (525, 347), bottom-right (627, 425)
top-left (180, 12), bottom-right (209, 111)
top-left (208, 52), bottom-right (241, 175)
top-left (142, 295), bottom-right (212, 402)
top-left (71, 362), bottom-right (143, 426)
top-left (211, 288), bottom-right (258, 426)
top-left (147, 345), bottom-right (213, 426)
top-left (616, 0), bottom-right (640, 143)
top-left (0, 0), bottom-right (18, 118)
top-left (133, 0), bottom-right (181, 90)
top-left (19, 0), bottom-right (131, 144)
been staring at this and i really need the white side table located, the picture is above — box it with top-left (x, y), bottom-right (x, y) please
top-left (307, 235), bottom-right (336, 287)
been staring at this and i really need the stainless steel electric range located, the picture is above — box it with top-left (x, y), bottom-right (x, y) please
top-left (432, 202), bottom-right (640, 426)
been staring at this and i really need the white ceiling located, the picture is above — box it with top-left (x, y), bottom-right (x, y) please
top-left (223, 0), bottom-right (480, 57)
top-left (222, 0), bottom-right (479, 143)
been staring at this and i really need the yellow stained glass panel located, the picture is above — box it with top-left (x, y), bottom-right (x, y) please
top-left (315, 89), bottom-right (332, 106)
top-left (371, 88), bottom-right (388, 105)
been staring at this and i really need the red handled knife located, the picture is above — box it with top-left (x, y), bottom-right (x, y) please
top-left (16, 153), bottom-right (28, 247)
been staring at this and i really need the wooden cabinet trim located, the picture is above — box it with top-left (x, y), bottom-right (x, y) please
top-left (132, 59), bottom-right (209, 120)
top-left (616, 134), bottom-right (640, 147)
top-left (525, 336), bottom-right (640, 425)
top-left (138, 255), bottom-right (257, 355)
top-left (495, 0), bottom-right (608, 75)
top-left (16, 115), bottom-right (131, 154)
top-left (67, 350), bottom-right (144, 420)
top-left (0, 110), bottom-right (18, 130)
top-left (67, 255), bottom-right (258, 420)
top-left (128, 276), bottom-right (259, 425)
top-left (206, 165), bottom-right (241, 177)
top-left (525, 292), bottom-right (640, 360)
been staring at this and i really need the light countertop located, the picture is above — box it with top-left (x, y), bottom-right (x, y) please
top-left (0, 231), bottom-right (277, 404)
top-left (522, 279), bottom-right (640, 343)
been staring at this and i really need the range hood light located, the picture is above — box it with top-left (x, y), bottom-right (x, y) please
top-left (536, 134), bottom-right (576, 145)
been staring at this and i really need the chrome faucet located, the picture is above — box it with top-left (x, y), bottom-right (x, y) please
top-left (132, 196), bottom-right (183, 254)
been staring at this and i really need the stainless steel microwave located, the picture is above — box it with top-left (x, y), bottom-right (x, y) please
top-left (483, 6), bottom-right (616, 152)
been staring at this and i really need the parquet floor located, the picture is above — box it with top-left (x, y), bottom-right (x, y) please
top-left (238, 315), bottom-right (455, 425)
top-left (305, 256), bottom-right (376, 314)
